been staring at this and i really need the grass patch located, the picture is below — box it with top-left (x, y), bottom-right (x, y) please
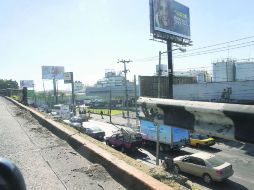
top-left (11, 95), bottom-right (21, 102)
top-left (88, 108), bottom-right (123, 116)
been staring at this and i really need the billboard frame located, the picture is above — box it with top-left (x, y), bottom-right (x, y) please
top-left (20, 80), bottom-right (34, 88)
top-left (150, 0), bottom-right (191, 45)
top-left (41, 66), bottom-right (65, 80)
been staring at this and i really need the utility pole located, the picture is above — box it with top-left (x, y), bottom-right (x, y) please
top-left (156, 123), bottom-right (160, 165)
top-left (118, 59), bottom-right (132, 127)
top-left (134, 75), bottom-right (139, 129)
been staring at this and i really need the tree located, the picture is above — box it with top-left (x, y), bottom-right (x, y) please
top-left (0, 79), bottom-right (19, 89)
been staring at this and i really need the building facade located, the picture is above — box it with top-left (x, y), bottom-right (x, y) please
top-left (85, 70), bottom-right (137, 101)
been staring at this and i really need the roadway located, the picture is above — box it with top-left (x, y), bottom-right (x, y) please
top-left (0, 97), bottom-right (125, 190)
top-left (90, 113), bottom-right (253, 190)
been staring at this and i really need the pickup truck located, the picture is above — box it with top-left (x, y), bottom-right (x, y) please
top-left (105, 128), bottom-right (142, 153)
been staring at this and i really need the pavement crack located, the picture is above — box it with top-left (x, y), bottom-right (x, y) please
top-left (97, 183), bottom-right (104, 190)
top-left (44, 159), bottom-right (69, 190)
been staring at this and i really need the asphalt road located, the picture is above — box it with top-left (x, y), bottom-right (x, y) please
top-left (90, 113), bottom-right (254, 190)
top-left (0, 97), bottom-right (125, 190)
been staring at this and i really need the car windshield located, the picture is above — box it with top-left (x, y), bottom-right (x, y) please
top-left (130, 134), bottom-right (142, 141)
top-left (71, 117), bottom-right (81, 122)
top-left (193, 134), bottom-right (209, 140)
top-left (206, 156), bottom-right (225, 167)
top-left (91, 127), bottom-right (102, 133)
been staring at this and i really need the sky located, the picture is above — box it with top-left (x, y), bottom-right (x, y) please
top-left (1, 0), bottom-right (254, 91)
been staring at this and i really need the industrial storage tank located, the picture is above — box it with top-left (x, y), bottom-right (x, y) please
top-left (196, 72), bottom-right (205, 83)
top-left (156, 64), bottom-right (168, 76)
top-left (212, 59), bottom-right (235, 82)
top-left (196, 71), bottom-right (212, 83)
top-left (235, 62), bottom-right (254, 81)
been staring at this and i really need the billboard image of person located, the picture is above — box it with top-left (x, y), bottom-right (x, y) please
top-left (42, 66), bottom-right (65, 79)
top-left (153, 0), bottom-right (190, 39)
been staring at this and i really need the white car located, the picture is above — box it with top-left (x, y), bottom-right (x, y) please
top-left (173, 152), bottom-right (234, 184)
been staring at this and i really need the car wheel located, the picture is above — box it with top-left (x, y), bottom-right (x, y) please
top-left (203, 174), bottom-right (212, 184)
top-left (121, 146), bottom-right (125, 153)
top-left (173, 164), bottom-right (180, 174)
top-left (106, 141), bottom-right (111, 146)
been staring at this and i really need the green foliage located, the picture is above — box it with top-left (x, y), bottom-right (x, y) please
top-left (0, 79), bottom-right (19, 89)
top-left (11, 95), bottom-right (21, 101)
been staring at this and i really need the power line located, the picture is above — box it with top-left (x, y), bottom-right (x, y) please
top-left (174, 35), bottom-right (254, 54)
top-left (133, 35), bottom-right (254, 63)
top-left (174, 42), bottom-right (254, 59)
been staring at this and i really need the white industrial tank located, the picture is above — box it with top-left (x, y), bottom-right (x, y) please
top-left (235, 62), bottom-right (254, 81)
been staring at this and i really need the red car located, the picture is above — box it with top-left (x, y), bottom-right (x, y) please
top-left (106, 130), bottom-right (143, 153)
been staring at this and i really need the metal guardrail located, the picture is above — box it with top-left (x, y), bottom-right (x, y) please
top-left (138, 97), bottom-right (254, 144)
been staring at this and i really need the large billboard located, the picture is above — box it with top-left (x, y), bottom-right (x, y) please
top-left (42, 66), bottom-right (65, 80)
top-left (151, 0), bottom-right (190, 40)
top-left (20, 80), bottom-right (34, 88)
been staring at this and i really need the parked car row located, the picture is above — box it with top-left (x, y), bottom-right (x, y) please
top-left (63, 116), bottom-right (105, 141)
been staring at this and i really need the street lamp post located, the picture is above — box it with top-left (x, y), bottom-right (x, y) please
top-left (156, 46), bottom-right (186, 166)
top-left (109, 85), bottom-right (112, 123)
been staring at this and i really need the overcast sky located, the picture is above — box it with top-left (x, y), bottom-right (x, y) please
top-left (1, 0), bottom-right (254, 91)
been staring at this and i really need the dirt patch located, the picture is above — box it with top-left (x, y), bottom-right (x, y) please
top-left (72, 164), bottom-right (110, 181)
top-left (29, 127), bottom-right (44, 133)
top-left (13, 108), bottom-right (39, 125)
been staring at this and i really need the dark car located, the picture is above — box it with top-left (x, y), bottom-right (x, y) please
top-left (80, 126), bottom-right (105, 141)
top-left (105, 129), bottom-right (143, 152)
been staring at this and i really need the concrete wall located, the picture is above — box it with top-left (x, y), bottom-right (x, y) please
top-left (174, 80), bottom-right (254, 101)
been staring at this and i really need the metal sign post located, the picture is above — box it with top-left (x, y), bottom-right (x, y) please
top-left (64, 72), bottom-right (75, 113)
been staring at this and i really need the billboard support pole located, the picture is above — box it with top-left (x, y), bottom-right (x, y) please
top-left (167, 40), bottom-right (173, 99)
top-left (42, 80), bottom-right (47, 106)
top-left (33, 84), bottom-right (37, 106)
top-left (71, 74), bottom-right (75, 110)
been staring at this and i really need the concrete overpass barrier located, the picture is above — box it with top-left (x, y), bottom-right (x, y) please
top-left (138, 97), bottom-right (254, 144)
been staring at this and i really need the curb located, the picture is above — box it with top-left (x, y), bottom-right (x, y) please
top-left (5, 97), bottom-right (173, 190)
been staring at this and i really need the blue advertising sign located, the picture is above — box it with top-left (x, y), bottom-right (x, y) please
top-left (153, 0), bottom-right (190, 39)
top-left (41, 66), bottom-right (65, 80)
